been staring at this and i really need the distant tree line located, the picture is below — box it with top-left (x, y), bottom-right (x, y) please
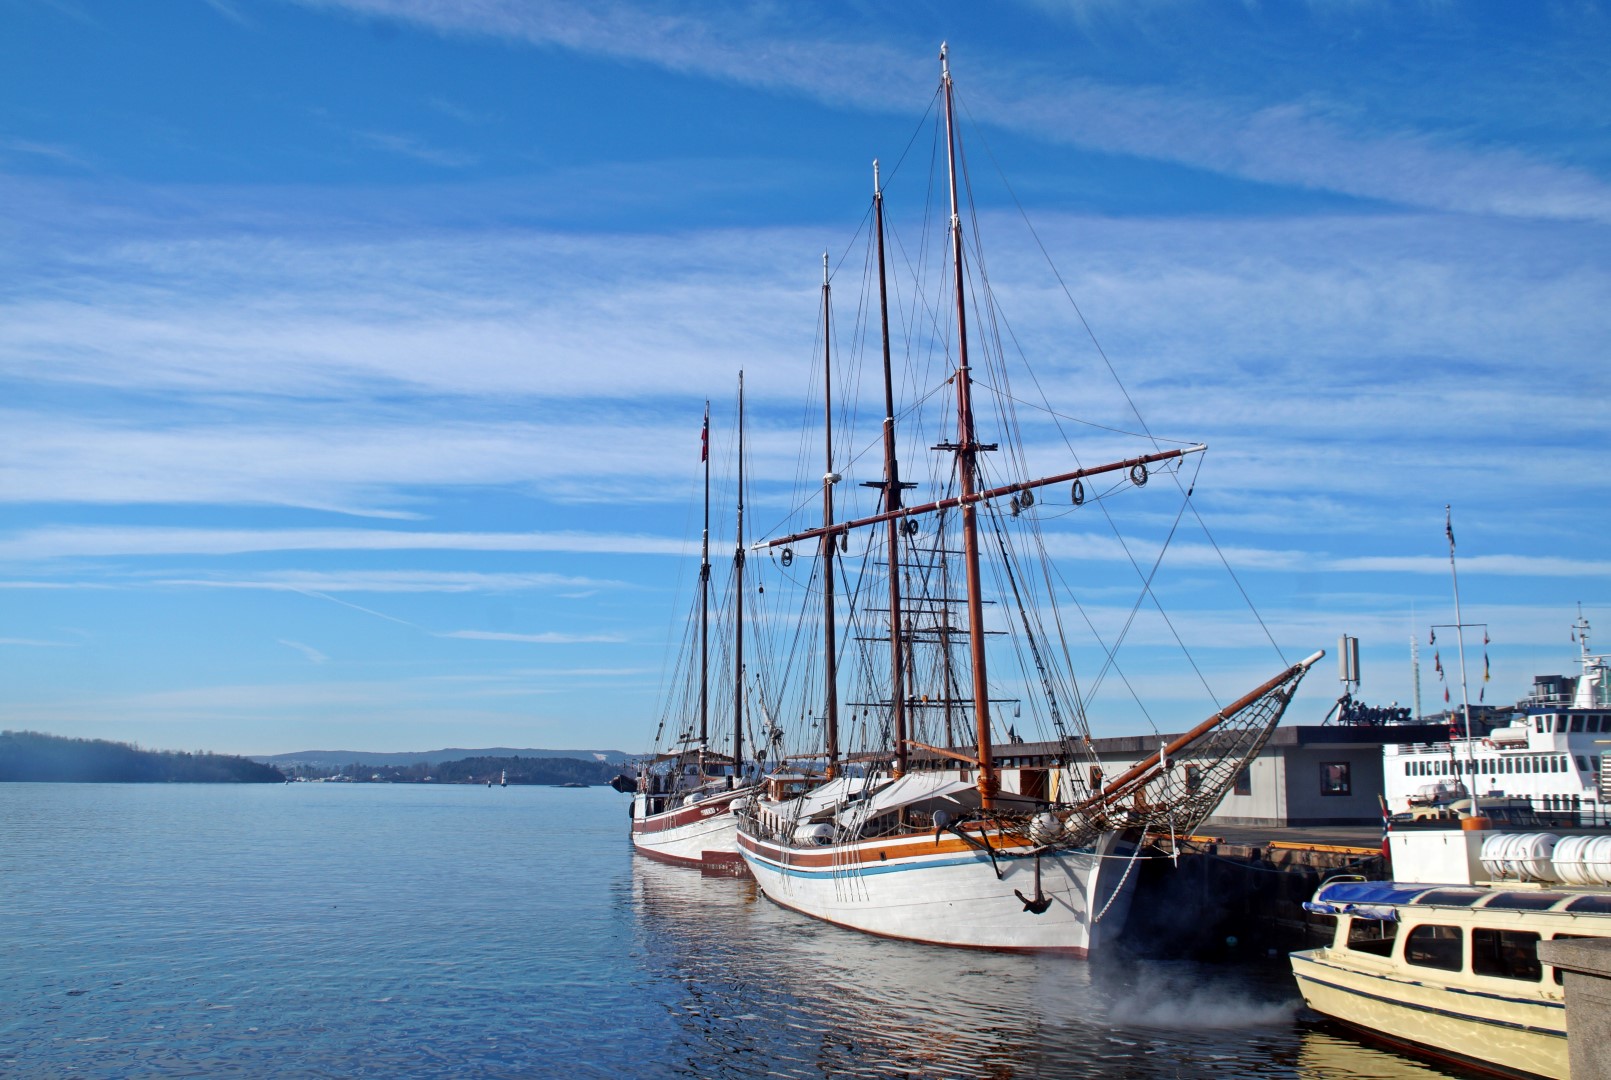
top-left (0, 730), bottom-right (285, 783)
top-left (324, 754), bottom-right (620, 786)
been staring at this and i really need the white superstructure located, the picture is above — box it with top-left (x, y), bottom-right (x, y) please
top-left (1383, 613), bottom-right (1611, 820)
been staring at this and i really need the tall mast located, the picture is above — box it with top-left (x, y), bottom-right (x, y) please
top-left (732, 373), bottom-right (746, 783)
top-left (820, 253), bottom-right (841, 780)
top-left (699, 401), bottom-right (711, 759)
top-left (873, 159), bottom-right (909, 779)
top-left (940, 43), bottom-right (996, 808)
top-left (1445, 505), bottom-right (1477, 800)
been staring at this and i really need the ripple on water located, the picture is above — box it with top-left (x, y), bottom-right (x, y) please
top-left (1, 784), bottom-right (1460, 1078)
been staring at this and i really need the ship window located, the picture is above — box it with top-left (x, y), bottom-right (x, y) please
top-left (1415, 889), bottom-right (1485, 907)
top-left (1404, 924), bottom-right (1463, 971)
top-left (1320, 762), bottom-right (1351, 797)
top-left (1590, 716), bottom-right (1602, 732)
top-left (1485, 892), bottom-right (1568, 911)
top-left (1184, 764), bottom-right (1202, 795)
top-left (1571, 716), bottom-right (1586, 733)
top-left (1472, 928), bottom-right (1541, 982)
top-left (1233, 767), bottom-right (1251, 797)
top-left (1535, 717), bottom-right (1545, 733)
top-left (1578, 755), bottom-right (1590, 772)
top-left (1565, 896), bottom-right (1611, 914)
top-left (1346, 918), bottom-right (1397, 956)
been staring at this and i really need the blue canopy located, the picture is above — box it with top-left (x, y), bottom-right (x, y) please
top-left (1302, 880), bottom-right (1438, 920)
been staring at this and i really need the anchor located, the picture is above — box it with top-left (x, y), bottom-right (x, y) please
top-left (1014, 850), bottom-right (1053, 914)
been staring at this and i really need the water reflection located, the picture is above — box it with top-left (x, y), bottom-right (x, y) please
top-left (630, 858), bottom-right (1462, 1079)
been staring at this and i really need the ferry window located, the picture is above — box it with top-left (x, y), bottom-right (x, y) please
top-left (1472, 928), bottom-right (1541, 982)
top-left (1578, 755), bottom-right (1590, 773)
top-left (1404, 924), bottom-right (1463, 971)
top-left (1416, 889), bottom-right (1485, 907)
top-left (1320, 762), bottom-right (1351, 797)
top-left (1345, 918), bottom-right (1397, 957)
top-left (1571, 716), bottom-right (1586, 733)
top-left (1184, 764), bottom-right (1202, 795)
top-left (1590, 716), bottom-right (1602, 732)
top-left (1535, 717), bottom-right (1545, 733)
top-left (1566, 896), bottom-right (1611, 914)
top-left (1234, 767), bottom-right (1251, 797)
top-left (1486, 892), bottom-right (1567, 911)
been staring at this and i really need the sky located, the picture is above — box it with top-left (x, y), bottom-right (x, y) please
top-left (2, 0), bottom-right (1608, 757)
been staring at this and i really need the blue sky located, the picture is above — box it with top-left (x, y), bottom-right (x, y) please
top-left (2, 0), bottom-right (1608, 756)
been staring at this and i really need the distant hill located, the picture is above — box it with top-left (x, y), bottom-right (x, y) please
top-left (253, 746), bottom-right (636, 770)
top-left (1, 730), bottom-right (284, 784)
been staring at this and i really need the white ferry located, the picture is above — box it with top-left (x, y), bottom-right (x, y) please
top-left (1383, 613), bottom-right (1611, 822)
top-left (1291, 824), bottom-right (1611, 1079)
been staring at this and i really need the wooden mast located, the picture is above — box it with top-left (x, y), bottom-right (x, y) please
top-left (820, 254), bottom-right (840, 780)
top-left (732, 373), bottom-right (746, 784)
top-left (941, 42), bottom-right (997, 809)
top-left (872, 159), bottom-right (909, 779)
top-left (699, 401), bottom-right (710, 763)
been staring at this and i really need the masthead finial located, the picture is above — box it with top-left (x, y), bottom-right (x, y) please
top-left (873, 157), bottom-right (880, 194)
top-left (823, 250), bottom-right (829, 285)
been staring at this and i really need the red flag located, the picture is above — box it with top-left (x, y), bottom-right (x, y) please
top-left (1435, 651), bottom-right (1443, 677)
top-left (1444, 687), bottom-right (1451, 703)
top-left (700, 414), bottom-right (708, 462)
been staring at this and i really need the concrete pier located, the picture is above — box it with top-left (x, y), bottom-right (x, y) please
top-left (1122, 825), bottom-right (1383, 958)
top-left (1538, 937), bottom-right (1611, 1080)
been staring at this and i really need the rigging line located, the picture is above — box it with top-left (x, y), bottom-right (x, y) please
top-left (1179, 452), bottom-right (1288, 666)
top-left (1088, 478), bottom-right (1222, 714)
top-left (968, 377), bottom-right (1201, 446)
top-left (955, 89), bottom-right (1162, 453)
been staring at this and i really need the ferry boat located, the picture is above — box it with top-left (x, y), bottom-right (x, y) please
top-left (1291, 824), bottom-right (1611, 1079)
top-left (1383, 611), bottom-right (1611, 822)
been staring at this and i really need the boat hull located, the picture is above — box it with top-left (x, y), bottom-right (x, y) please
top-left (1291, 950), bottom-right (1567, 1080)
top-left (736, 825), bottom-right (1138, 953)
top-left (631, 790), bottom-right (747, 870)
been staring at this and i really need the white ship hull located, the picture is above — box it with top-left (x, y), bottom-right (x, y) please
top-left (631, 789), bottom-right (748, 870)
top-left (737, 824), bottom-right (1137, 954)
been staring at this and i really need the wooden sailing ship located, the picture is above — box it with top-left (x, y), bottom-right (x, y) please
top-left (628, 383), bottom-right (762, 870)
top-left (733, 44), bottom-right (1322, 951)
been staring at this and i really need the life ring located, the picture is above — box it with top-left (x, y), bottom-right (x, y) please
top-left (1130, 463), bottom-right (1148, 487)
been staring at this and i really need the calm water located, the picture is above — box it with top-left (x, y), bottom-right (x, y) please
top-left (1, 783), bottom-right (1461, 1078)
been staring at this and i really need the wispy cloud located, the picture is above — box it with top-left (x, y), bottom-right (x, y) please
top-left (355, 130), bottom-right (478, 168)
top-left (0, 525), bottom-right (688, 561)
top-left (291, 0), bottom-right (1611, 223)
top-left (439, 629), bottom-right (627, 643)
top-left (157, 569), bottom-right (628, 592)
top-left (278, 638), bottom-right (329, 663)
